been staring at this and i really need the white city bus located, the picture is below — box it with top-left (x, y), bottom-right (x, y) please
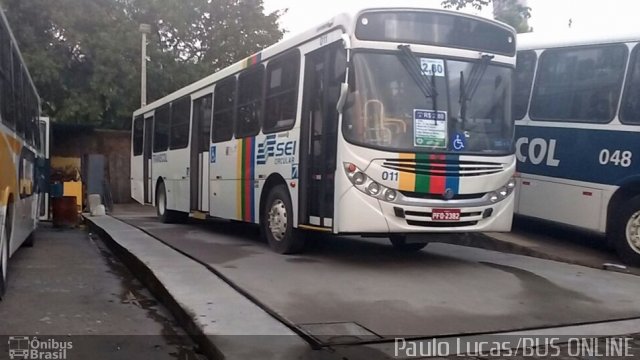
top-left (0, 10), bottom-right (43, 297)
top-left (131, 6), bottom-right (518, 254)
top-left (514, 31), bottom-right (640, 265)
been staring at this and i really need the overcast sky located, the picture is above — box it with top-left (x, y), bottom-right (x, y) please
top-left (263, 0), bottom-right (640, 38)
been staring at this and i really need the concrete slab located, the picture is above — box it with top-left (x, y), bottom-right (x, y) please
top-left (85, 215), bottom-right (332, 360)
top-left (116, 214), bottom-right (640, 345)
top-left (0, 223), bottom-right (202, 359)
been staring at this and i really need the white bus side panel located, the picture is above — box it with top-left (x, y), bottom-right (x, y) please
top-left (210, 141), bottom-right (240, 220)
top-left (166, 148), bottom-right (190, 212)
top-left (131, 153), bottom-right (144, 204)
top-left (517, 176), bottom-right (604, 233)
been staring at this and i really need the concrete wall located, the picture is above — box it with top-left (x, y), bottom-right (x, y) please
top-left (51, 124), bottom-right (132, 204)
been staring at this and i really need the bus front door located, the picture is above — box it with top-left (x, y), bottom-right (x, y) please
top-left (299, 42), bottom-right (345, 230)
top-left (143, 116), bottom-right (153, 204)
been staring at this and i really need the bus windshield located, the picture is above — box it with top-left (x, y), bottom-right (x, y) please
top-left (343, 52), bottom-right (513, 154)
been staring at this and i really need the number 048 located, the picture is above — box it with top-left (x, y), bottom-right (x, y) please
top-left (599, 149), bottom-right (632, 167)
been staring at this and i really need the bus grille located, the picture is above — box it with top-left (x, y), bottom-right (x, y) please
top-left (382, 159), bottom-right (504, 177)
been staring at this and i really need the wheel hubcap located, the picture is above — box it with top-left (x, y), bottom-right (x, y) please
top-left (268, 200), bottom-right (287, 242)
top-left (625, 210), bottom-right (640, 255)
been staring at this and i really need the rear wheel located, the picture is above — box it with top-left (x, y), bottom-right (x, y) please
top-left (389, 235), bottom-right (428, 252)
top-left (1, 201), bottom-right (13, 299)
top-left (261, 185), bottom-right (305, 254)
top-left (23, 231), bottom-right (35, 248)
top-left (611, 195), bottom-right (640, 266)
top-left (156, 182), bottom-right (188, 224)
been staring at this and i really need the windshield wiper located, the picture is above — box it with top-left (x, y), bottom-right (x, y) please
top-left (397, 45), bottom-right (438, 114)
top-left (459, 54), bottom-right (495, 122)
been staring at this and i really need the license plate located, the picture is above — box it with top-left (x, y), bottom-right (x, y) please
top-left (432, 209), bottom-right (461, 221)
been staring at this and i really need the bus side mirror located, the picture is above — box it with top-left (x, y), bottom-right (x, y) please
top-left (336, 82), bottom-right (349, 113)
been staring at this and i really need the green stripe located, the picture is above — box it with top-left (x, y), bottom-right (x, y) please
top-left (415, 153), bottom-right (431, 193)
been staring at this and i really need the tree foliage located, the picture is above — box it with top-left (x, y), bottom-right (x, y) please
top-left (0, 0), bottom-right (284, 128)
top-left (442, 0), bottom-right (532, 33)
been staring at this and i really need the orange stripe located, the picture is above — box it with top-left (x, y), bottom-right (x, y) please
top-left (398, 153), bottom-right (416, 192)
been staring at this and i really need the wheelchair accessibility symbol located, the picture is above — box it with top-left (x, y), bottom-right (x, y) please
top-left (452, 133), bottom-right (466, 151)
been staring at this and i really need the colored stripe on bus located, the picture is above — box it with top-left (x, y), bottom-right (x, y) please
top-left (245, 53), bottom-right (262, 68)
top-left (398, 153), bottom-right (416, 192)
top-left (236, 138), bottom-right (256, 223)
top-left (397, 153), bottom-right (460, 195)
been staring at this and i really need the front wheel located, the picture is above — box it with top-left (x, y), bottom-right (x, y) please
top-left (156, 182), bottom-right (188, 224)
top-left (261, 185), bottom-right (305, 254)
top-left (610, 196), bottom-right (640, 266)
top-left (1, 202), bottom-right (12, 299)
top-left (389, 235), bottom-right (428, 252)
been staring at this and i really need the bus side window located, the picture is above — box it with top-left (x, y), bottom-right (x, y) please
top-left (513, 50), bottom-right (537, 120)
top-left (169, 96), bottom-right (191, 150)
top-left (530, 44), bottom-right (627, 123)
top-left (193, 94), bottom-right (213, 152)
top-left (620, 46), bottom-right (640, 124)
top-left (236, 65), bottom-right (264, 138)
top-left (153, 104), bottom-right (170, 153)
top-left (264, 51), bottom-right (300, 133)
top-left (133, 116), bottom-right (144, 156)
top-left (212, 77), bottom-right (236, 143)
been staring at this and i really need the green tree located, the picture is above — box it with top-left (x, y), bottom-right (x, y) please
top-left (1, 0), bottom-right (284, 128)
top-left (442, 0), bottom-right (532, 33)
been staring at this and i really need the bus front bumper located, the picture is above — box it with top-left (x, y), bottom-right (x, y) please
top-left (335, 187), bottom-right (514, 234)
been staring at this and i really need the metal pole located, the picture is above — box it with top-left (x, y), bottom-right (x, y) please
top-left (139, 24), bottom-right (151, 107)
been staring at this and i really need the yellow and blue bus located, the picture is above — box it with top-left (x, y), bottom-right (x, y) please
top-left (0, 9), bottom-right (43, 298)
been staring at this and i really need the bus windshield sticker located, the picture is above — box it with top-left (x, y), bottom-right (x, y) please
top-left (210, 146), bottom-right (217, 163)
top-left (420, 58), bottom-right (445, 77)
top-left (452, 133), bottom-right (466, 151)
top-left (413, 110), bottom-right (447, 148)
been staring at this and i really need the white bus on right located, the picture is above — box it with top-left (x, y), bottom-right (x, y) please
top-left (513, 31), bottom-right (640, 265)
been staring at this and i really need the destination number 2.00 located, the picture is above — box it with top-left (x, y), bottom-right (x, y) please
top-left (382, 171), bottom-right (399, 181)
top-left (599, 149), bottom-right (632, 168)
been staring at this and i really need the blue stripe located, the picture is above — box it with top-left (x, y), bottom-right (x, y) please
top-left (445, 155), bottom-right (460, 194)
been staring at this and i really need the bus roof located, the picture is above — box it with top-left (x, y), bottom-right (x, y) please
top-left (134, 5), bottom-right (511, 117)
top-left (518, 30), bottom-right (640, 51)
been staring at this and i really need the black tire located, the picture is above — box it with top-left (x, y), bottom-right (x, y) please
top-left (261, 185), bottom-right (305, 254)
top-left (1, 201), bottom-right (13, 299)
top-left (389, 235), bottom-right (428, 252)
top-left (23, 231), bottom-right (35, 248)
top-left (610, 195), bottom-right (640, 266)
top-left (156, 182), bottom-right (189, 224)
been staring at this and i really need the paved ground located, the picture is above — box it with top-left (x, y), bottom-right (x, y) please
top-left (115, 209), bottom-right (640, 346)
top-left (478, 217), bottom-right (640, 274)
top-left (0, 223), bottom-right (204, 360)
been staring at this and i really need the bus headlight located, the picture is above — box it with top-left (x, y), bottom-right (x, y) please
top-left (344, 162), bottom-right (399, 203)
top-left (385, 189), bottom-right (397, 202)
top-left (366, 182), bottom-right (381, 196)
top-left (489, 178), bottom-right (516, 203)
top-left (353, 172), bottom-right (366, 185)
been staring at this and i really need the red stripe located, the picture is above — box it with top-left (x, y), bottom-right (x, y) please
top-left (429, 154), bottom-right (446, 194)
top-left (243, 139), bottom-right (252, 221)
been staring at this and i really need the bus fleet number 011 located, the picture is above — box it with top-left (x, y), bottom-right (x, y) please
top-left (599, 149), bottom-right (632, 168)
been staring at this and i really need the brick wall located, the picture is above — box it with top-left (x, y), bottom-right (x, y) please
top-left (51, 124), bottom-right (132, 204)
